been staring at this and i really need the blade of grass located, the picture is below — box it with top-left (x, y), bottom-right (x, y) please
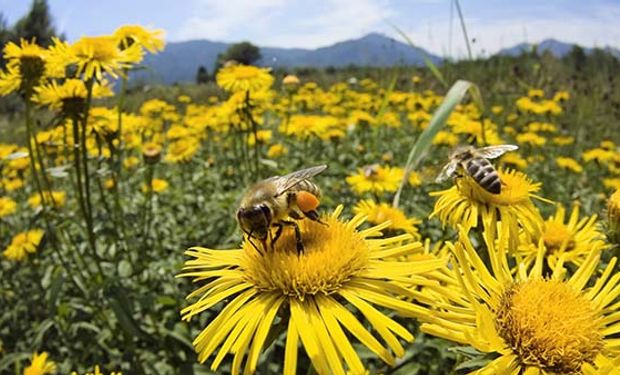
top-left (454, 0), bottom-right (473, 60)
top-left (390, 23), bottom-right (447, 88)
top-left (392, 79), bottom-right (480, 208)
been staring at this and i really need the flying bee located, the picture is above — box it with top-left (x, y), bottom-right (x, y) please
top-left (436, 144), bottom-right (519, 194)
top-left (236, 165), bottom-right (327, 254)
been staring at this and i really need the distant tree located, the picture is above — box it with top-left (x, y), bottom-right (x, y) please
top-left (13, 0), bottom-right (57, 46)
top-left (566, 45), bottom-right (586, 72)
top-left (0, 13), bottom-right (13, 67)
top-left (196, 65), bottom-right (209, 84)
top-left (224, 42), bottom-right (261, 65)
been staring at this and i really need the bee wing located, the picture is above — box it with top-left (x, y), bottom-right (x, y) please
top-left (475, 145), bottom-right (519, 159)
top-left (272, 165), bottom-right (327, 196)
top-left (435, 160), bottom-right (458, 183)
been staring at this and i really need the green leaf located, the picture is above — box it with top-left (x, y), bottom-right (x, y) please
top-left (107, 286), bottom-right (149, 341)
top-left (393, 79), bottom-right (480, 207)
top-left (0, 353), bottom-right (30, 372)
top-left (117, 260), bottom-right (133, 278)
top-left (47, 269), bottom-right (64, 312)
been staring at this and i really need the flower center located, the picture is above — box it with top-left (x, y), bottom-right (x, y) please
top-left (541, 222), bottom-right (575, 252)
top-left (234, 66), bottom-right (260, 80)
top-left (241, 216), bottom-right (369, 299)
top-left (458, 169), bottom-right (536, 205)
top-left (495, 279), bottom-right (603, 373)
top-left (74, 37), bottom-right (119, 61)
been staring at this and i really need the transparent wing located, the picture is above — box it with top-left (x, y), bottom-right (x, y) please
top-left (475, 144), bottom-right (518, 159)
top-left (272, 165), bottom-right (327, 196)
top-left (435, 160), bottom-right (458, 183)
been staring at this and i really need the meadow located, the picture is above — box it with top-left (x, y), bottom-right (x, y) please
top-left (1, 25), bottom-right (620, 375)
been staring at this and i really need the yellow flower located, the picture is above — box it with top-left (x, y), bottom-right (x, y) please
top-left (28, 191), bottom-right (66, 209)
top-left (282, 74), bottom-right (300, 85)
top-left (0, 196), bottom-right (17, 217)
top-left (408, 171), bottom-right (422, 187)
top-left (604, 178), bottom-right (620, 191)
top-left (142, 178), bottom-right (168, 193)
top-left (70, 364), bottom-right (122, 375)
top-left (528, 88), bottom-right (544, 98)
top-left (553, 90), bottom-right (570, 102)
top-left (3, 229), bottom-right (45, 261)
top-left (516, 132), bottom-right (546, 147)
top-left (216, 65), bottom-right (274, 93)
top-left (608, 189), bottom-right (620, 243)
top-left (247, 130), bottom-right (272, 146)
top-left (0, 39), bottom-right (47, 96)
top-left (34, 79), bottom-right (113, 114)
top-left (499, 153), bottom-right (528, 170)
top-left (430, 169), bottom-right (545, 244)
top-left (346, 165), bottom-right (404, 195)
top-left (51, 36), bottom-right (143, 80)
top-left (179, 206), bottom-right (445, 375)
top-left (556, 156), bottom-right (583, 173)
top-left (113, 25), bottom-right (165, 53)
top-left (103, 178), bottom-right (116, 190)
top-left (418, 228), bottom-right (620, 374)
top-left (164, 138), bottom-right (200, 163)
top-left (491, 105), bottom-right (503, 114)
top-left (23, 352), bottom-right (56, 375)
top-left (552, 135), bottom-right (575, 146)
top-left (432, 131), bottom-right (459, 147)
top-left (583, 148), bottom-right (616, 163)
top-left (517, 204), bottom-right (605, 269)
top-left (353, 200), bottom-right (421, 238)
top-left (267, 143), bottom-right (287, 158)
top-left (123, 156), bottom-right (140, 170)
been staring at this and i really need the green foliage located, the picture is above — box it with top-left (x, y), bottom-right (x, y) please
top-left (214, 41), bottom-right (262, 72)
top-left (13, 0), bottom-right (58, 46)
top-left (195, 65), bottom-right (209, 85)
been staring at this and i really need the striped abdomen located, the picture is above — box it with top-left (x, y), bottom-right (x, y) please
top-left (465, 157), bottom-right (501, 194)
top-left (290, 180), bottom-right (321, 197)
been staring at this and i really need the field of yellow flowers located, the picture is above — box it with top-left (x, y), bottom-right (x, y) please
top-left (1, 25), bottom-right (620, 375)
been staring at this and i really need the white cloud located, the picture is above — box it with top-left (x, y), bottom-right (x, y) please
top-left (172, 0), bottom-right (620, 57)
top-left (175, 0), bottom-right (287, 41)
top-left (173, 0), bottom-right (393, 48)
top-left (399, 5), bottom-right (620, 58)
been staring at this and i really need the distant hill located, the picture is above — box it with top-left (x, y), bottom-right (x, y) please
top-left (137, 33), bottom-right (442, 84)
top-left (498, 38), bottom-right (620, 59)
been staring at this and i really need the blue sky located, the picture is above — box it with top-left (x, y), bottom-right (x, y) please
top-left (2, 0), bottom-right (619, 58)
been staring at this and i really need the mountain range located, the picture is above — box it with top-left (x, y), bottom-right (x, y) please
top-left (136, 34), bottom-right (620, 84)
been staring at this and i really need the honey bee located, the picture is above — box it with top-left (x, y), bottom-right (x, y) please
top-left (436, 144), bottom-right (518, 194)
top-left (236, 165), bottom-right (327, 253)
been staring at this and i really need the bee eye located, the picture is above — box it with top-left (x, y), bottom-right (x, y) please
top-left (259, 204), bottom-right (272, 223)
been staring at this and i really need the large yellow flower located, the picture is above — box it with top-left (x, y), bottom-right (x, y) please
top-left (23, 352), bottom-right (56, 375)
top-left (3, 229), bottom-right (45, 261)
top-left (34, 79), bottom-right (113, 114)
top-left (419, 228), bottom-right (620, 374)
top-left (346, 165), bottom-right (404, 195)
top-left (164, 138), bottom-right (200, 163)
top-left (517, 204), bottom-right (606, 269)
top-left (0, 39), bottom-right (47, 96)
top-left (49, 36), bottom-right (143, 80)
top-left (113, 25), bottom-right (165, 53)
top-left (430, 168), bottom-right (545, 244)
top-left (179, 206), bottom-right (445, 375)
top-left (216, 65), bottom-right (274, 93)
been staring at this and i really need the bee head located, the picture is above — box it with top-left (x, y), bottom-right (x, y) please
top-left (450, 145), bottom-right (474, 160)
top-left (236, 204), bottom-right (272, 240)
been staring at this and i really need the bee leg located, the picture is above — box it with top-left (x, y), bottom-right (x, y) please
top-left (303, 210), bottom-right (328, 226)
top-left (271, 223), bottom-right (284, 250)
top-left (281, 220), bottom-right (304, 254)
